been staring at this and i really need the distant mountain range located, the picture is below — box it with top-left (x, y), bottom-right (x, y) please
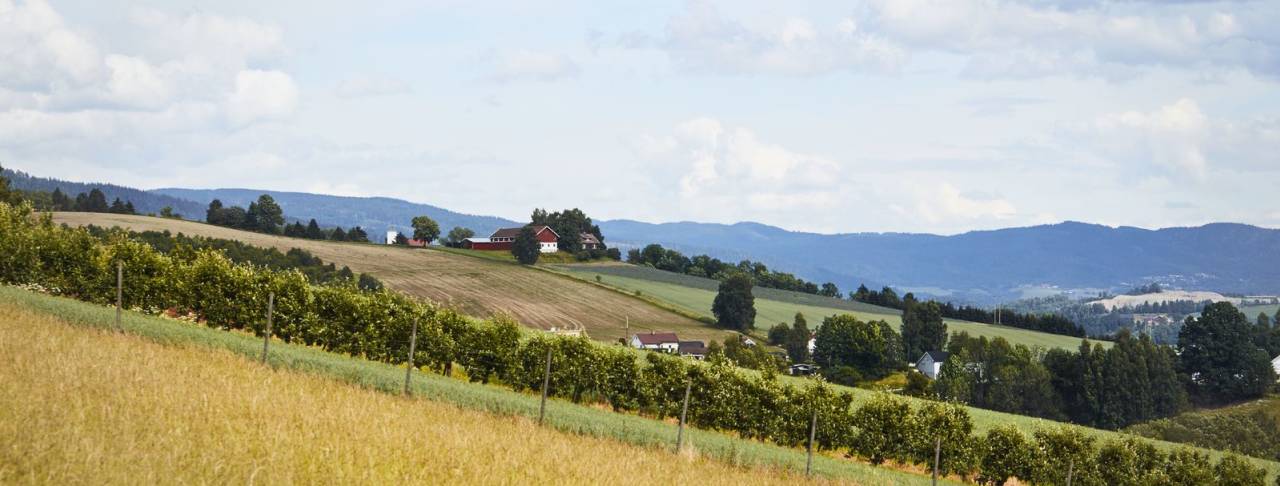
top-left (3, 168), bottom-right (206, 219)
top-left (8, 170), bottom-right (1278, 304)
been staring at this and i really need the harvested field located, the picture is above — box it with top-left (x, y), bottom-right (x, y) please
top-left (51, 212), bottom-right (727, 343)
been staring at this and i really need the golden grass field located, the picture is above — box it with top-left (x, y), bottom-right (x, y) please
top-left (52, 212), bottom-right (734, 343)
top-left (0, 300), bottom-right (826, 485)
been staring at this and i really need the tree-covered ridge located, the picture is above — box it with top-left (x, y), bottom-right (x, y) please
top-left (206, 197), bottom-right (372, 243)
top-left (1, 166), bottom-right (205, 217)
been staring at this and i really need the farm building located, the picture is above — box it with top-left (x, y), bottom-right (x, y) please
top-left (580, 232), bottom-right (602, 250)
top-left (917, 350), bottom-right (950, 380)
top-left (630, 332), bottom-right (680, 353)
top-left (789, 363), bottom-right (817, 376)
top-left (463, 225), bottom-right (560, 253)
top-left (678, 341), bottom-right (708, 359)
top-left (383, 230), bottom-right (427, 247)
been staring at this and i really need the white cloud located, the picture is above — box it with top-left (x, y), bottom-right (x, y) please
top-left (488, 49), bottom-right (580, 82)
top-left (334, 75), bottom-right (411, 99)
top-left (652, 2), bottom-right (906, 75)
top-left (227, 70), bottom-right (298, 126)
top-left (911, 183), bottom-right (1018, 223)
top-left (857, 0), bottom-right (1280, 79)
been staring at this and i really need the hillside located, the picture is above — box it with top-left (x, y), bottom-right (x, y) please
top-left (50, 212), bottom-right (726, 343)
top-left (598, 220), bottom-right (1280, 303)
top-left (0, 295), bottom-right (839, 485)
top-left (556, 263), bottom-right (1102, 352)
top-left (151, 187), bottom-right (520, 241)
top-left (2, 167), bottom-right (206, 218)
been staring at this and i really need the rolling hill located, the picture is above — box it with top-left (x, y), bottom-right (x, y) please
top-left (1, 167), bottom-right (206, 218)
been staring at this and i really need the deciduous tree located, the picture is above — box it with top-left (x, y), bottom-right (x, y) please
top-left (511, 226), bottom-right (540, 264)
top-left (411, 215), bottom-right (440, 244)
top-left (712, 273), bottom-right (755, 331)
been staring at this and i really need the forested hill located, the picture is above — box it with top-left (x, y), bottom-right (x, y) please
top-left (2, 168), bottom-right (205, 218)
top-left (151, 188), bottom-right (520, 240)
top-left (596, 220), bottom-right (1280, 302)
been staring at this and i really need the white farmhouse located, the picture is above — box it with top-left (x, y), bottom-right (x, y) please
top-left (385, 230), bottom-right (399, 245)
top-left (1273, 355), bottom-right (1280, 381)
top-left (630, 332), bottom-right (680, 353)
top-left (916, 351), bottom-right (950, 380)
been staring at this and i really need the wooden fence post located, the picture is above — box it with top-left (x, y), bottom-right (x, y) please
top-left (261, 292), bottom-right (274, 364)
top-left (676, 380), bottom-right (692, 452)
top-left (404, 316), bottom-right (418, 396)
top-left (114, 262), bottom-right (123, 331)
top-left (932, 436), bottom-right (941, 486)
top-left (1066, 458), bottom-right (1075, 486)
top-left (805, 407), bottom-right (818, 476)
top-left (538, 347), bottom-right (552, 425)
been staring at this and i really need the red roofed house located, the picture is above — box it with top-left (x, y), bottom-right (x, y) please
top-left (630, 332), bottom-right (680, 353)
top-left (462, 225), bottom-right (560, 253)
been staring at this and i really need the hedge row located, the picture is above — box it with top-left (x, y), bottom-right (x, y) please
top-left (0, 203), bottom-right (1271, 485)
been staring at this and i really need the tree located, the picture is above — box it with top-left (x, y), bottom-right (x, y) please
top-left (1214, 454), bottom-right (1267, 486)
top-left (785, 312), bottom-right (811, 363)
top-left (108, 197), bottom-right (128, 214)
top-left (0, 166), bottom-right (21, 205)
top-left (819, 282), bottom-right (840, 298)
top-left (1178, 302), bottom-right (1276, 404)
top-left (410, 215), bottom-right (440, 245)
top-left (979, 425), bottom-right (1032, 486)
top-left (206, 199), bottom-right (224, 224)
top-left (348, 226), bottom-right (368, 242)
top-left (848, 393), bottom-right (914, 465)
top-left (284, 222), bottom-right (305, 238)
top-left (50, 188), bottom-right (71, 210)
top-left (331, 227), bottom-right (347, 241)
top-left (248, 195), bottom-right (284, 233)
top-left (511, 226), bottom-right (540, 264)
top-left (80, 189), bottom-right (108, 212)
top-left (813, 314), bottom-right (899, 380)
top-left (712, 273), bottom-right (755, 331)
top-left (393, 232), bottom-right (409, 245)
top-left (901, 300), bottom-right (947, 362)
top-left (159, 206), bottom-right (179, 219)
top-left (530, 207), bottom-right (602, 253)
top-left (305, 219), bottom-right (324, 239)
top-left (445, 226), bottom-right (475, 247)
top-left (124, 201), bottom-right (135, 214)
top-left (768, 322), bottom-right (790, 345)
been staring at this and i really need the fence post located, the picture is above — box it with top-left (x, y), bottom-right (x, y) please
top-left (261, 292), bottom-right (274, 364)
top-left (404, 316), bottom-right (418, 396)
top-left (932, 436), bottom-right (941, 486)
top-left (676, 380), bottom-right (692, 452)
top-left (1066, 458), bottom-right (1075, 486)
top-left (538, 347), bottom-right (552, 425)
top-left (114, 262), bottom-right (123, 331)
top-left (805, 407), bottom-right (818, 476)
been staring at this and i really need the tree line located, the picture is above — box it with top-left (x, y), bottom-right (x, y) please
top-left (283, 218), bottom-right (370, 243)
top-left (206, 197), bottom-right (371, 243)
top-left (0, 199), bottom-right (1271, 485)
top-left (851, 285), bottom-right (1086, 337)
top-left (627, 243), bottom-right (841, 296)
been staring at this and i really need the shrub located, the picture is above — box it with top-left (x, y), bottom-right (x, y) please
top-left (979, 425), bottom-right (1032, 486)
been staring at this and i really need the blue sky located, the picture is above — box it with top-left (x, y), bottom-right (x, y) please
top-left (2, 0), bottom-right (1278, 234)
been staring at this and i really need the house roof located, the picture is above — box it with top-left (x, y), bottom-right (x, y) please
top-left (634, 332), bottom-right (679, 345)
top-left (490, 225), bottom-right (558, 239)
top-left (678, 341), bottom-right (707, 354)
top-left (922, 351), bottom-right (950, 363)
top-left (580, 232), bottom-right (601, 244)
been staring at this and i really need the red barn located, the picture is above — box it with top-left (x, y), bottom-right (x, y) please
top-left (463, 225), bottom-right (560, 253)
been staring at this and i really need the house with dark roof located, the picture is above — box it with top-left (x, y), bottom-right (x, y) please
top-left (580, 232), bottom-right (602, 250)
top-left (462, 225), bottom-right (560, 253)
top-left (630, 332), bottom-right (680, 353)
top-left (917, 350), bottom-right (950, 380)
top-left (678, 340), bottom-right (708, 359)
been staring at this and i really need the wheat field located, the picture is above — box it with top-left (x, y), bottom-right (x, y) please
top-left (0, 300), bottom-right (827, 485)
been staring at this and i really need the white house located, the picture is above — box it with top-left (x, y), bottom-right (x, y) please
top-left (917, 351), bottom-right (950, 380)
top-left (385, 230), bottom-right (398, 245)
top-left (1273, 355), bottom-right (1280, 381)
top-left (631, 332), bottom-right (680, 353)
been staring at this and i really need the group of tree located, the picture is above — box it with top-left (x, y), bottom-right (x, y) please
top-left (530, 208), bottom-right (605, 254)
top-left (812, 314), bottom-right (904, 385)
top-left (205, 196), bottom-right (285, 234)
top-left (627, 243), bottom-right (839, 296)
top-left (443, 226), bottom-right (475, 247)
top-left (1, 198), bottom-right (1275, 486)
top-left (851, 284), bottom-right (1086, 337)
top-left (1178, 303), bottom-right (1279, 405)
top-left (282, 218), bottom-right (370, 243)
top-left (767, 312), bottom-right (813, 364)
top-left (39, 187), bottom-right (137, 215)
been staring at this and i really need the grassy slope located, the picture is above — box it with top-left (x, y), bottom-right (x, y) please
top-left (556, 263), bottom-right (1103, 351)
top-left (0, 286), bottom-right (944, 485)
top-left (4, 287), bottom-right (1276, 483)
top-left (50, 212), bottom-right (731, 343)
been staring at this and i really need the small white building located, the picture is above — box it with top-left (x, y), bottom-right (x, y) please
top-left (1272, 355), bottom-right (1280, 381)
top-left (630, 332), bottom-right (680, 353)
top-left (917, 351), bottom-right (950, 380)
top-left (385, 230), bottom-right (399, 245)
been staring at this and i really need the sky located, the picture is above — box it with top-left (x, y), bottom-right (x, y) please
top-left (1, 0), bottom-right (1278, 235)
